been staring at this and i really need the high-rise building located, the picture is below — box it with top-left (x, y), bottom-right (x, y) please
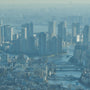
top-left (12, 39), bottom-right (21, 53)
top-left (62, 22), bottom-right (67, 41)
top-left (51, 36), bottom-right (58, 54)
top-left (72, 23), bottom-right (80, 43)
top-left (4, 25), bottom-right (13, 42)
top-left (0, 25), bottom-right (4, 44)
top-left (58, 22), bottom-right (66, 54)
top-left (27, 22), bottom-right (33, 38)
top-left (28, 36), bottom-right (36, 54)
top-left (13, 34), bottom-right (19, 40)
top-left (83, 25), bottom-right (90, 48)
top-left (22, 22), bottom-right (33, 39)
top-left (21, 25), bottom-right (27, 39)
top-left (73, 42), bottom-right (82, 64)
top-left (48, 21), bottom-right (56, 39)
top-left (47, 36), bottom-right (58, 55)
top-left (0, 25), bottom-right (2, 45)
top-left (38, 32), bottom-right (46, 56)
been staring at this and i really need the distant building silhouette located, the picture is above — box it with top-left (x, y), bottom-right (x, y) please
top-left (72, 23), bottom-right (80, 43)
top-left (38, 32), bottom-right (46, 56)
top-left (48, 21), bottom-right (56, 39)
top-left (4, 25), bottom-right (13, 42)
top-left (58, 22), bottom-right (63, 54)
top-left (83, 25), bottom-right (90, 49)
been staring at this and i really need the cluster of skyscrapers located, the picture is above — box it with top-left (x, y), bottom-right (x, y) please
top-left (0, 21), bottom-right (68, 56)
top-left (0, 20), bottom-right (90, 57)
top-left (0, 24), bottom-right (13, 44)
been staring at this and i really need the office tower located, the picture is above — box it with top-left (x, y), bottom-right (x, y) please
top-left (19, 38), bottom-right (27, 53)
top-left (13, 34), bottom-right (19, 40)
top-left (20, 25), bottom-right (27, 53)
top-left (13, 39), bottom-right (21, 53)
top-left (83, 25), bottom-right (90, 48)
top-left (0, 25), bottom-right (2, 44)
top-left (21, 25), bottom-right (27, 39)
top-left (10, 27), bottom-right (13, 41)
top-left (27, 22), bottom-right (33, 38)
top-left (38, 32), bottom-right (46, 56)
top-left (47, 36), bottom-right (58, 55)
top-left (22, 22), bottom-right (33, 39)
top-left (4, 25), bottom-right (13, 42)
top-left (21, 23), bottom-right (35, 54)
top-left (51, 36), bottom-right (58, 54)
top-left (73, 42), bottom-right (82, 64)
top-left (48, 21), bottom-right (56, 39)
top-left (72, 23), bottom-right (80, 43)
top-left (58, 22), bottom-right (66, 54)
top-left (0, 25), bottom-right (4, 44)
top-left (27, 36), bottom-right (36, 54)
top-left (62, 22), bottom-right (67, 41)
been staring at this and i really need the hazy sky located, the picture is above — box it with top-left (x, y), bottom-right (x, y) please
top-left (0, 0), bottom-right (90, 4)
top-left (0, 0), bottom-right (90, 18)
top-left (0, 0), bottom-right (90, 8)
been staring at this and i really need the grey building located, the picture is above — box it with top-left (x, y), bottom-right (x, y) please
top-left (83, 25), bottom-right (90, 48)
top-left (58, 22), bottom-right (65, 54)
top-left (4, 25), bottom-right (13, 42)
top-left (48, 21), bottom-right (56, 39)
top-left (72, 23), bottom-right (80, 43)
top-left (38, 32), bottom-right (47, 56)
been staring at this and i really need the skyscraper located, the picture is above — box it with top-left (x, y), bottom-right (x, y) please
top-left (48, 21), bottom-right (56, 39)
top-left (72, 23), bottom-right (80, 43)
top-left (22, 22), bottom-right (33, 39)
top-left (38, 32), bottom-right (46, 56)
top-left (0, 25), bottom-right (2, 44)
top-left (27, 22), bottom-right (33, 38)
top-left (27, 36), bottom-right (36, 54)
top-left (4, 25), bottom-right (13, 42)
top-left (0, 24), bottom-right (4, 44)
top-left (83, 25), bottom-right (90, 48)
top-left (51, 36), bottom-right (58, 54)
top-left (58, 22), bottom-right (64, 54)
top-left (21, 25), bottom-right (27, 39)
top-left (58, 22), bottom-right (67, 54)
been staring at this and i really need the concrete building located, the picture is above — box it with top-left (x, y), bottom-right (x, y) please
top-left (72, 23), bottom-right (80, 43)
top-left (22, 22), bottom-right (33, 39)
top-left (4, 25), bottom-right (13, 42)
top-left (38, 32), bottom-right (47, 56)
top-left (21, 25), bottom-right (27, 39)
top-left (0, 25), bottom-right (2, 44)
top-left (83, 25), bottom-right (90, 48)
top-left (51, 36), bottom-right (58, 54)
top-left (48, 21), bottom-right (56, 39)
top-left (0, 25), bottom-right (4, 44)
top-left (47, 36), bottom-right (58, 55)
top-left (27, 36), bottom-right (36, 54)
top-left (73, 42), bottom-right (82, 64)
top-left (58, 22), bottom-right (64, 54)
